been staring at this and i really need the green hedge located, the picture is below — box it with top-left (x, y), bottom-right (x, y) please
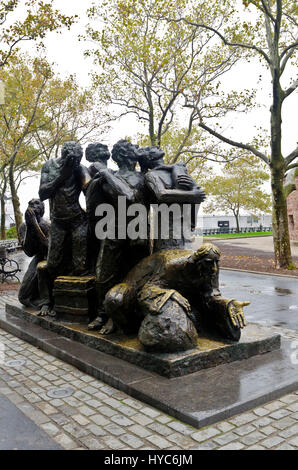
top-left (6, 226), bottom-right (17, 239)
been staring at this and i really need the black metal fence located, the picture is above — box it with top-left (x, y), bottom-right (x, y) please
top-left (0, 239), bottom-right (20, 253)
top-left (203, 226), bottom-right (272, 236)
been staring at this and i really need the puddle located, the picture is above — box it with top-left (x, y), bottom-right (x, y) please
top-left (275, 287), bottom-right (293, 295)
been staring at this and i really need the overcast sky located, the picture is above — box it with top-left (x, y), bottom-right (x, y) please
top-left (16, 0), bottom-right (297, 216)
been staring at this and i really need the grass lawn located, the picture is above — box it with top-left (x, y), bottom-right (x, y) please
top-left (204, 231), bottom-right (272, 239)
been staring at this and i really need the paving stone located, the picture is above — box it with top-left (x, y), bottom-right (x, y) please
top-left (51, 413), bottom-right (71, 426)
top-left (260, 425), bottom-right (276, 436)
top-left (167, 421), bottom-right (194, 435)
top-left (156, 415), bottom-right (172, 425)
top-left (103, 398), bottom-right (121, 409)
top-left (148, 422), bottom-right (173, 437)
top-left (117, 405), bottom-right (137, 417)
top-left (218, 442), bottom-right (245, 450)
top-left (59, 404), bottom-right (77, 417)
top-left (189, 441), bottom-right (218, 450)
top-left (122, 398), bottom-right (143, 410)
top-left (131, 413), bottom-right (154, 426)
top-left (278, 424), bottom-right (298, 439)
top-left (234, 424), bottom-right (255, 436)
top-left (85, 399), bottom-right (103, 410)
top-left (28, 410), bottom-right (50, 425)
top-left (216, 422), bottom-right (235, 433)
top-left (97, 406), bottom-right (117, 418)
top-left (272, 416), bottom-right (296, 430)
top-left (262, 436), bottom-right (285, 449)
top-left (77, 405), bottom-right (96, 417)
top-left (128, 424), bottom-right (152, 438)
top-left (89, 414), bottom-right (109, 427)
top-left (63, 423), bottom-right (90, 439)
top-left (72, 414), bottom-right (90, 426)
top-left (111, 414), bottom-right (134, 427)
top-left (264, 401), bottom-right (284, 412)
top-left (253, 407), bottom-right (270, 417)
top-left (146, 435), bottom-right (171, 449)
top-left (54, 433), bottom-right (78, 450)
top-left (79, 436), bottom-right (105, 450)
top-left (141, 407), bottom-right (160, 419)
top-left (40, 422), bottom-right (60, 437)
top-left (279, 394), bottom-right (298, 404)
top-left (104, 423), bottom-right (125, 436)
top-left (246, 445), bottom-right (266, 450)
top-left (239, 431), bottom-right (265, 446)
top-left (86, 424), bottom-right (107, 437)
top-left (275, 443), bottom-right (296, 450)
top-left (288, 436), bottom-right (298, 447)
top-left (119, 433), bottom-right (144, 449)
top-left (229, 412), bottom-right (255, 426)
top-left (286, 403), bottom-right (298, 412)
top-left (49, 398), bottom-right (64, 407)
top-left (253, 416), bottom-right (274, 428)
top-left (101, 436), bottom-right (126, 450)
top-left (167, 433), bottom-right (197, 448)
top-left (192, 427), bottom-right (221, 443)
top-left (270, 409), bottom-right (291, 420)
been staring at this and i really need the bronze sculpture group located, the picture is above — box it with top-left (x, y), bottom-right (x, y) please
top-left (19, 140), bottom-right (250, 354)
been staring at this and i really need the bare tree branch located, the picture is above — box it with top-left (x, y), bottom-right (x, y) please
top-left (199, 121), bottom-right (270, 165)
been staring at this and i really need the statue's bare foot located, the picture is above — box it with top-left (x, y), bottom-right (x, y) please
top-left (38, 305), bottom-right (52, 317)
top-left (99, 318), bottom-right (116, 335)
top-left (88, 316), bottom-right (106, 331)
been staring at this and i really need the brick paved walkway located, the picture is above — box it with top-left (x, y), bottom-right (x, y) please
top-left (0, 294), bottom-right (298, 450)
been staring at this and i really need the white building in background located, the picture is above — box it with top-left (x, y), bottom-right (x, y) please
top-left (202, 214), bottom-right (272, 231)
top-left (4, 195), bottom-right (15, 229)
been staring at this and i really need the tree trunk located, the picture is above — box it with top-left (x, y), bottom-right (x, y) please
top-left (0, 195), bottom-right (6, 240)
top-left (271, 167), bottom-right (292, 268)
top-left (233, 211), bottom-right (240, 233)
top-left (269, 57), bottom-right (293, 268)
top-left (9, 164), bottom-right (23, 239)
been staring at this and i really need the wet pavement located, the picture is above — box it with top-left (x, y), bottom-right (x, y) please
top-left (0, 391), bottom-right (61, 450)
top-left (220, 271), bottom-right (298, 331)
top-left (211, 236), bottom-right (298, 257)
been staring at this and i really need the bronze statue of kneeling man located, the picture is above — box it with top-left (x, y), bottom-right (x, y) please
top-left (103, 243), bottom-right (250, 353)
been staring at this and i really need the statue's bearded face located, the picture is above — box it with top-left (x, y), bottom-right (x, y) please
top-left (196, 252), bottom-right (220, 282)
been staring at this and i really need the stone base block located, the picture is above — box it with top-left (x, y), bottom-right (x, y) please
top-left (5, 302), bottom-right (280, 378)
top-left (53, 276), bottom-right (96, 323)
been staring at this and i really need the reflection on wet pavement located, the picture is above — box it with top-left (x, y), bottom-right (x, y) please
top-left (220, 270), bottom-right (298, 331)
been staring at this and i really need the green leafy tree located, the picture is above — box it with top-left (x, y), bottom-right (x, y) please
top-left (0, 55), bottom-right (108, 234)
top-left (204, 156), bottom-right (271, 232)
top-left (0, 0), bottom-right (76, 68)
top-left (168, 0), bottom-right (298, 268)
top-left (85, 0), bottom-right (245, 160)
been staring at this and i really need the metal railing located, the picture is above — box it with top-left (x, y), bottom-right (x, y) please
top-left (0, 239), bottom-right (21, 253)
top-left (202, 226), bottom-right (272, 236)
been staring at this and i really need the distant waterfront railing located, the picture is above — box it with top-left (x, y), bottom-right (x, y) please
top-left (202, 226), bottom-right (272, 236)
top-left (0, 239), bottom-right (20, 252)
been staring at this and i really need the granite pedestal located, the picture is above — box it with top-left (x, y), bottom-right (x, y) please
top-left (2, 302), bottom-right (297, 429)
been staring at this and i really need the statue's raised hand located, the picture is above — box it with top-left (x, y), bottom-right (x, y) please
top-left (228, 300), bottom-right (250, 329)
top-left (25, 207), bottom-right (36, 226)
top-left (175, 174), bottom-right (194, 190)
